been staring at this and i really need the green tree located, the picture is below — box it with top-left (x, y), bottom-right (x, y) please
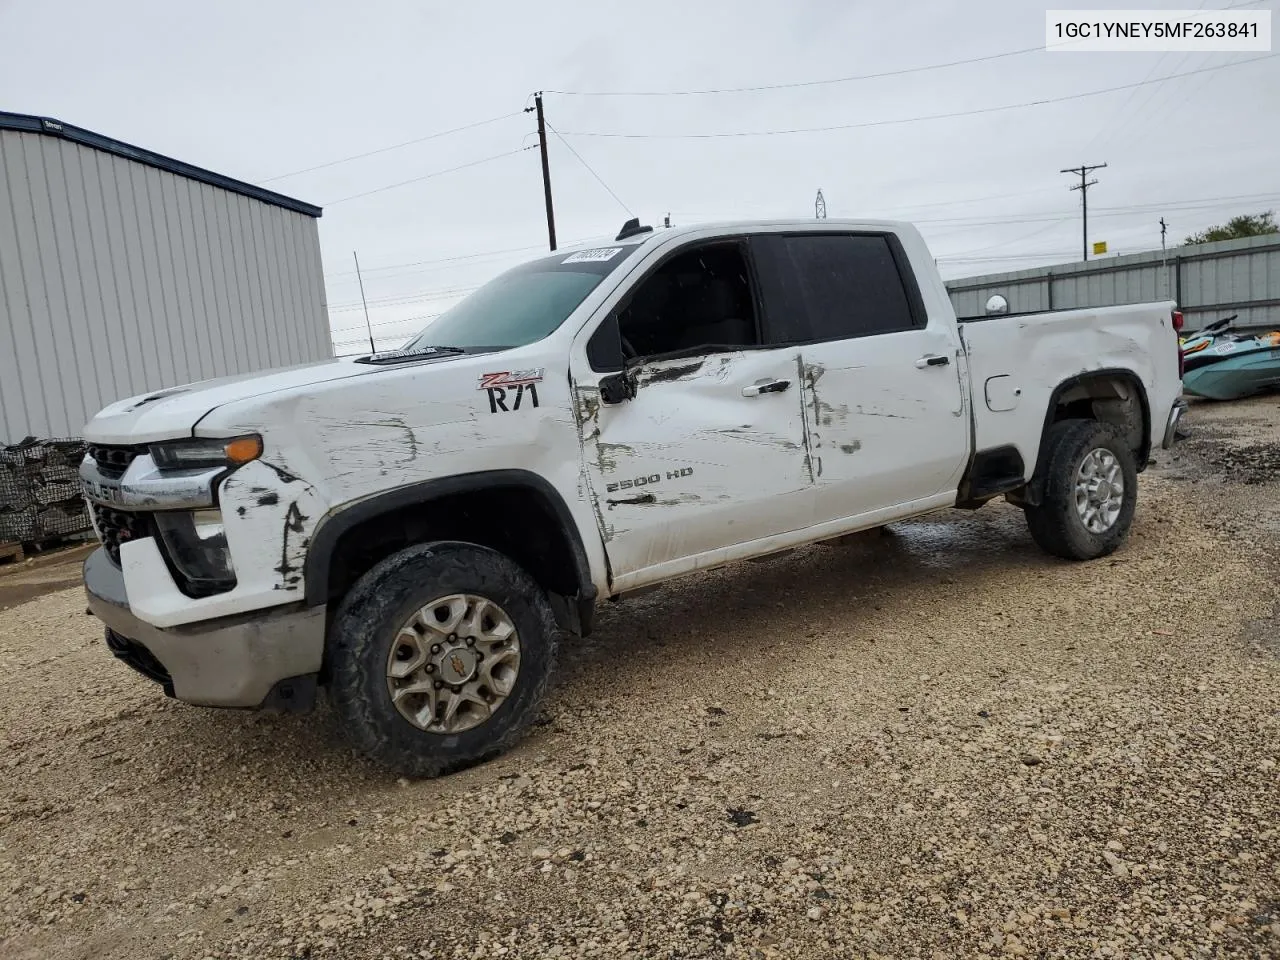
top-left (1184, 211), bottom-right (1278, 245)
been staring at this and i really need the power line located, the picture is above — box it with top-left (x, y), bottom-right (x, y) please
top-left (326, 244), bottom-right (545, 279)
top-left (880, 185), bottom-right (1065, 215)
top-left (941, 218), bottom-right (1075, 258)
top-left (545, 45), bottom-right (1044, 97)
top-left (328, 284), bottom-right (481, 313)
top-left (556, 53), bottom-right (1276, 139)
top-left (330, 312), bottom-right (449, 336)
top-left (545, 120), bottom-right (633, 215)
top-left (909, 191), bottom-right (1280, 226)
top-left (258, 112), bottom-right (523, 183)
top-left (1075, 2), bottom-right (1196, 159)
top-left (937, 253), bottom-right (1081, 263)
top-left (325, 147), bottom-right (535, 205)
top-left (324, 233), bottom-right (618, 280)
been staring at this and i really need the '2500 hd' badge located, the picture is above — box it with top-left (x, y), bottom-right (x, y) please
top-left (479, 369), bottom-right (543, 413)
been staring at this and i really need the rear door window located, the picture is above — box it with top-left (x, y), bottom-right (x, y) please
top-left (763, 234), bottom-right (922, 343)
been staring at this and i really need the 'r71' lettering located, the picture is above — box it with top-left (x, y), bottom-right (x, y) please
top-left (487, 382), bottom-right (539, 413)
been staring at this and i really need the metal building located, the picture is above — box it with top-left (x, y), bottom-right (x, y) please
top-left (0, 111), bottom-right (331, 444)
top-left (946, 233), bottom-right (1280, 334)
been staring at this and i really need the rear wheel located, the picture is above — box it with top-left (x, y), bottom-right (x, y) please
top-left (327, 542), bottom-right (557, 777)
top-left (1024, 419), bottom-right (1138, 561)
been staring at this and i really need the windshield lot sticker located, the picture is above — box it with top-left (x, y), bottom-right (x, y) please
top-left (480, 369), bottom-right (543, 413)
top-left (561, 247), bottom-right (622, 264)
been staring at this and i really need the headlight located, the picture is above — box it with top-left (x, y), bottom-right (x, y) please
top-left (149, 435), bottom-right (262, 471)
top-left (154, 509), bottom-right (236, 590)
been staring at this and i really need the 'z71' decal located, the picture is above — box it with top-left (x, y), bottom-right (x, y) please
top-left (479, 369), bottom-right (543, 413)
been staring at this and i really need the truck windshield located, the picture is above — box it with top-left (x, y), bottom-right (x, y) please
top-left (403, 245), bottom-right (637, 351)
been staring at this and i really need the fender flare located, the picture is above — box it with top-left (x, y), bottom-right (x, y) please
top-left (1029, 368), bottom-right (1152, 494)
top-left (302, 469), bottom-right (597, 617)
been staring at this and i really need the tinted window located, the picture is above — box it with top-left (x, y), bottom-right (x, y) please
top-left (782, 234), bottom-right (917, 341)
top-left (404, 244), bottom-right (638, 351)
top-left (611, 242), bottom-right (758, 362)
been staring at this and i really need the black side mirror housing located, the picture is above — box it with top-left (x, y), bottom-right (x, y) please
top-left (599, 371), bottom-right (636, 405)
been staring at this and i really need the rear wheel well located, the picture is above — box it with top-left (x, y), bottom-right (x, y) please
top-left (1045, 372), bottom-right (1149, 467)
top-left (1012, 371), bottom-right (1151, 508)
top-left (315, 484), bottom-right (593, 641)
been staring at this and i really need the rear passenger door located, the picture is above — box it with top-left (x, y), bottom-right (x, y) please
top-left (752, 231), bottom-right (970, 525)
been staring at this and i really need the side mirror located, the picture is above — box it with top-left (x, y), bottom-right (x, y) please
top-left (985, 294), bottom-right (1010, 316)
top-left (599, 371), bottom-right (636, 405)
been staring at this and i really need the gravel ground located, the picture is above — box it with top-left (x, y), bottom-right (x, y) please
top-left (2, 399), bottom-right (1279, 960)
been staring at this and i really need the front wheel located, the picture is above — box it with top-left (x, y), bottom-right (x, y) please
top-left (327, 542), bottom-right (558, 777)
top-left (1024, 419), bottom-right (1138, 561)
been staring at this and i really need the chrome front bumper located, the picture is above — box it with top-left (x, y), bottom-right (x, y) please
top-left (1162, 397), bottom-right (1189, 449)
top-left (83, 548), bottom-right (325, 709)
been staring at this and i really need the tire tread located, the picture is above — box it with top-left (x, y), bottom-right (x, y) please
top-left (327, 541), bottom-right (558, 778)
top-left (1025, 419), bottom-right (1138, 561)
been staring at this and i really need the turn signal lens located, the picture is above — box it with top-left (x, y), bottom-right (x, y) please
top-left (225, 436), bottom-right (264, 464)
top-left (1171, 310), bottom-right (1184, 332)
top-left (150, 434), bottom-right (263, 470)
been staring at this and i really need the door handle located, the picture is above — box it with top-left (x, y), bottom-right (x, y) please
top-left (916, 354), bottom-right (950, 368)
top-left (742, 378), bottom-right (791, 398)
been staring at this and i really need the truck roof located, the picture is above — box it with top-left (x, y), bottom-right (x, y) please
top-left (621, 217), bottom-right (910, 247)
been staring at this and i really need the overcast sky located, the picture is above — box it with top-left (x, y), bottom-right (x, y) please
top-left (2, 0), bottom-right (1276, 353)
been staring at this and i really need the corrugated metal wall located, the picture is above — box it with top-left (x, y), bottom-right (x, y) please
top-left (947, 234), bottom-right (1280, 334)
top-left (0, 129), bottom-right (331, 443)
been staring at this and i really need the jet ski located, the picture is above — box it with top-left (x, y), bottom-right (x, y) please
top-left (1180, 314), bottom-right (1280, 401)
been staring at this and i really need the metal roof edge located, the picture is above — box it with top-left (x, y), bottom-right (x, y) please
top-left (0, 110), bottom-right (322, 218)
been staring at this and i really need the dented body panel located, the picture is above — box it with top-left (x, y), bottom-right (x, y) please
top-left (961, 301), bottom-right (1180, 476)
top-left (78, 217), bottom-right (1183, 711)
top-left (571, 347), bottom-right (813, 590)
top-left (797, 324), bottom-right (969, 527)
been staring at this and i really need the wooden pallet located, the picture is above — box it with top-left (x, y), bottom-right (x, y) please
top-left (0, 541), bottom-right (24, 566)
top-left (24, 531), bottom-right (94, 555)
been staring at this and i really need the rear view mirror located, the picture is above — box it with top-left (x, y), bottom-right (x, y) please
top-left (599, 371), bottom-right (636, 405)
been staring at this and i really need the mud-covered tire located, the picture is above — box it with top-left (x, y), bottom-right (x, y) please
top-left (1024, 419), bottom-right (1138, 561)
top-left (327, 541), bottom-right (557, 778)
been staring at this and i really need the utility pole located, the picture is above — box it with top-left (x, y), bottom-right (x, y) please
top-left (1160, 216), bottom-right (1170, 300)
top-left (352, 251), bottom-right (375, 355)
top-left (815, 188), bottom-right (827, 220)
top-left (524, 92), bottom-right (557, 251)
top-left (1060, 163), bottom-right (1107, 260)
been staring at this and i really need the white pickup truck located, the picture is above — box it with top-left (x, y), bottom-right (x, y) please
top-left (80, 218), bottom-right (1186, 776)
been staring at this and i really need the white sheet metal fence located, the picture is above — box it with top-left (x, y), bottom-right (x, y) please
top-left (946, 233), bottom-right (1280, 334)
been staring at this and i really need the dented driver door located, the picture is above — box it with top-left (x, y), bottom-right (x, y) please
top-left (570, 349), bottom-right (814, 591)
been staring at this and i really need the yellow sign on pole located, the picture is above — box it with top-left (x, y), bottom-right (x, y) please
top-left (1093, 241), bottom-right (1108, 255)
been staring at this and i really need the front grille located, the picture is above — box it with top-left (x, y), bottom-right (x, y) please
top-left (92, 504), bottom-right (153, 565)
top-left (85, 443), bottom-right (143, 479)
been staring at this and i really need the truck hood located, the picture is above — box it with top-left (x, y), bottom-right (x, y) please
top-left (82, 354), bottom-right (465, 444)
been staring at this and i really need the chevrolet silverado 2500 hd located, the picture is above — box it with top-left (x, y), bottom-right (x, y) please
top-left (80, 218), bottom-right (1186, 776)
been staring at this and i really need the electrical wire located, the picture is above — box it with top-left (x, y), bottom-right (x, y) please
top-left (545, 45), bottom-right (1045, 97)
top-left (326, 244), bottom-right (546, 279)
top-left (258, 112), bottom-right (524, 183)
top-left (324, 146), bottom-right (535, 205)
top-left (556, 53), bottom-right (1276, 139)
top-left (908, 191), bottom-right (1280, 227)
top-left (328, 285), bottom-right (481, 313)
top-left (545, 121), bottom-right (633, 215)
top-left (936, 218), bottom-right (1075, 258)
